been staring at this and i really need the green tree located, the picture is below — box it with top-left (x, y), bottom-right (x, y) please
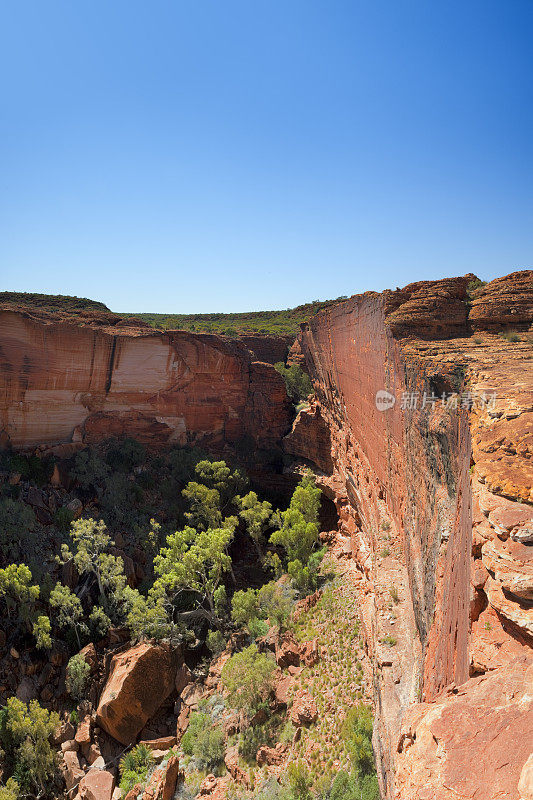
top-left (119, 743), bottom-right (154, 795)
top-left (49, 583), bottom-right (87, 647)
top-left (270, 476), bottom-right (323, 594)
top-left (153, 519), bottom-right (237, 620)
top-left (66, 653), bottom-right (91, 700)
top-left (72, 448), bottom-right (110, 490)
top-left (0, 564), bottom-right (39, 621)
top-left (33, 616), bottom-right (52, 651)
top-left (221, 644), bottom-right (276, 715)
top-left (273, 363), bottom-right (313, 403)
top-left (231, 588), bottom-right (258, 629)
top-left (182, 483), bottom-right (222, 530)
top-left (0, 778), bottom-right (19, 800)
top-left (237, 491), bottom-right (273, 556)
top-left (256, 581), bottom-right (294, 630)
top-left (60, 518), bottom-right (127, 613)
top-left (0, 697), bottom-right (60, 796)
top-left (193, 460), bottom-right (248, 505)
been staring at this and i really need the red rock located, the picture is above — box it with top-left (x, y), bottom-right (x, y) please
top-left (0, 309), bottom-right (292, 452)
top-left (174, 663), bottom-right (192, 694)
top-left (139, 736), bottom-right (176, 751)
top-left (124, 784), bottom-right (143, 800)
top-left (275, 631), bottom-right (300, 668)
top-left (96, 641), bottom-right (182, 745)
top-left (300, 638), bottom-right (319, 667)
top-left (273, 673), bottom-right (293, 706)
top-left (256, 743), bottom-right (287, 766)
top-left (290, 691), bottom-right (318, 726)
top-left (79, 642), bottom-right (98, 673)
top-left (238, 334), bottom-right (292, 365)
top-left (75, 715), bottom-right (92, 748)
top-left (284, 403), bottom-right (333, 473)
top-left (469, 270), bottom-right (533, 332)
top-left (395, 659), bottom-right (533, 800)
top-left (61, 750), bottom-right (84, 795)
top-left (78, 769), bottom-right (115, 800)
top-left (225, 744), bottom-right (251, 788)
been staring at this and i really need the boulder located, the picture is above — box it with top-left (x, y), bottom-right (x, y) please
top-left (275, 632), bottom-right (300, 668)
top-left (61, 750), bottom-right (84, 795)
top-left (256, 743), bottom-right (287, 766)
top-left (300, 638), bottom-right (319, 667)
top-left (96, 641), bottom-right (182, 745)
top-left (78, 768), bottom-right (115, 800)
top-left (290, 691), bottom-right (318, 726)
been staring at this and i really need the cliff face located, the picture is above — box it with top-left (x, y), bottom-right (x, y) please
top-left (0, 309), bottom-right (293, 453)
top-left (286, 271), bottom-right (533, 800)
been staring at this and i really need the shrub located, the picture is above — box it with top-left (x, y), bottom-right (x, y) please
top-left (119, 743), bottom-right (154, 794)
top-left (286, 760), bottom-right (312, 800)
top-left (274, 364), bottom-right (313, 403)
top-left (0, 697), bottom-right (60, 796)
top-left (0, 499), bottom-right (36, 563)
top-left (66, 653), bottom-right (91, 700)
top-left (0, 779), bottom-right (19, 800)
top-left (207, 630), bottom-right (226, 655)
top-left (221, 644), bottom-right (276, 714)
top-left (53, 506), bottom-right (74, 533)
top-left (342, 703), bottom-right (375, 778)
top-left (181, 712), bottom-right (224, 770)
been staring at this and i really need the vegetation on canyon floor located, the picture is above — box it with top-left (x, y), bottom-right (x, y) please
top-left (0, 438), bottom-right (378, 799)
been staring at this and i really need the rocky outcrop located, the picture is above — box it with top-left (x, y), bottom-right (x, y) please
top-left (96, 642), bottom-right (182, 745)
top-left (0, 307), bottom-right (293, 452)
top-left (238, 334), bottom-right (293, 365)
top-left (288, 270), bottom-right (532, 799)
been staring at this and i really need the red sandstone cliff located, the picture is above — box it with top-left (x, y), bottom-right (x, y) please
top-left (0, 306), bottom-right (293, 453)
top-left (285, 270), bottom-right (533, 800)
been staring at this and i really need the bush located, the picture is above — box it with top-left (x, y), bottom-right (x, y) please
top-left (181, 712), bottom-right (225, 770)
top-left (66, 653), bottom-right (91, 700)
top-left (0, 499), bottom-right (36, 563)
top-left (207, 629), bottom-right (226, 655)
top-left (119, 743), bottom-right (154, 794)
top-left (286, 760), bottom-right (312, 800)
top-left (342, 703), bottom-right (375, 778)
top-left (0, 697), bottom-right (60, 796)
top-left (274, 364), bottom-right (313, 403)
top-left (221, 644), bottom-right (276, 714)
top-left (0, 779), bottom-right (19, 800)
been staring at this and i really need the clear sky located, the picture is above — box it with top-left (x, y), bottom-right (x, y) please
top-left (1, 1), bottom-right (532, 313)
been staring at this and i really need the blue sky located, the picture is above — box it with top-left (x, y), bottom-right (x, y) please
top-left (1, 1), bottom-right (532, 313)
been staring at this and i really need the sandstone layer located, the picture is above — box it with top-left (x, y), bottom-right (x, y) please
top-left (287, 270), bottom-right (532, 799)
top-left (0, 306), bottom-right (293, 453)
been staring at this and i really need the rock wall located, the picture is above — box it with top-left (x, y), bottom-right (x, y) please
top-left (287, 271), bottom-right (533, 799)
top-left (0, 308), bottom-right (293, 453)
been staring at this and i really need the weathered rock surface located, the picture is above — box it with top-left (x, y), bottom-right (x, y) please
top-left (0, 308), bottom-right (292, 452)
top-left (238, 334), bottom-right (293, 365)
top-left (394, 660), bottom-right (533, 800)
top-left (289, 270), bottom-right (532, 799)
top-left (96, 642), bottom-right (182, 745)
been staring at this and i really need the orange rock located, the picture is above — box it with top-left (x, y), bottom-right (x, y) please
top-left (96, 641), bottom-right (182, 745)
top-left (0, 309), bottom-right (292, 452)
top-left (290, 691), bottom-right (318, 726)
top-left (78, 769), bottom-right (115, 800)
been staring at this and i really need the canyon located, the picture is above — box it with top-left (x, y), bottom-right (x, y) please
top-left (0, 270), bottom-right (532, 799)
